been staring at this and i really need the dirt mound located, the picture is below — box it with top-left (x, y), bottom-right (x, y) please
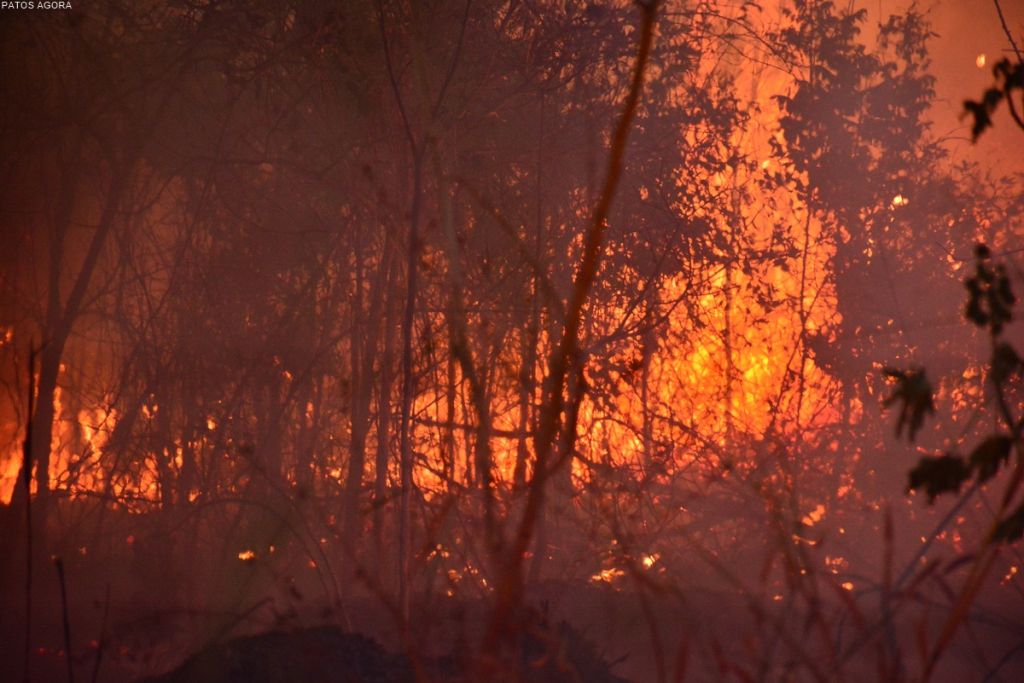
top-left (137, 623), bottom-right (628, 683)
top-left (138, 628), bottom-right (420, 683)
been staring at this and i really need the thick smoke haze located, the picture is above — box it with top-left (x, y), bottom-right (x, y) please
top-left (0, 1), bottom-right (1022, 682)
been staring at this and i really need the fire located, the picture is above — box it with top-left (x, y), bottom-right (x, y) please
top-left (1, 8), bottom-right (1021, 681)
top-left (5, 6), bottom-right (845, 508)
top-left (0, 445), bottom-right (20, 503)
top-left (0, 381), bottom-right (166, 507)
top-left (5, 12), bottom-right (1015, 651)
top-left (590, 567), bottom-right (626, 584)
top-left (801, 504), bottom-right (826, 527)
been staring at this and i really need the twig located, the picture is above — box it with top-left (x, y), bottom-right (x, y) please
top-left (54, 556), bottom-right (74, 683)
top-left (993, 0), bottom-right (1022, 64)
top-left (982, 634), bottom-right (1024, 682)
top-left (23, 343), bottom-right (37, 683)
top-left (89, 584), bottom-right (110, 683)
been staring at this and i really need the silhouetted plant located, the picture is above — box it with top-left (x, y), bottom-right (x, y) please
top-left (881, 367), bottom-right (935, 442)
top-left (890, 243), bottom-right (1023, 541)
top-left (964, 58), bottom-right (1024, 140)
top-left (885, 241), bottom-right (1024, 677)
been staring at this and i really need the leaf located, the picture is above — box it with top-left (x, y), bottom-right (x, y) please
top-left (963, 98), bottom-right (994, 140)
top-left (991, 342), bottom-right (1022, 385)
top-left (968, 435), bottom-right (1013, 484)
top-left (883, 367), bottom-right (935, 441)
top-left (907, 454), bottom-right (970, 503)
top-left (992, 501), bottom-right (1024, 544)
top-left (963, 245), bottom-right (1015, 335)
top-left (967, 59), bottom-right (1024, 140)
top-left (965, 278), bottom-right (989, 327)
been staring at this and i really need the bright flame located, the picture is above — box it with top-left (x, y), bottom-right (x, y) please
top-left (0, 447), bottom-right (21, 503)
top-left (590, 567), bottom-right (626, 584)
top-left (801, 504), bottom-right (826, 527)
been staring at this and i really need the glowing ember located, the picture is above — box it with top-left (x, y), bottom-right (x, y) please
top-left (801, 504), bottom-right (826, 527)
top-left (590, 567), bottom-right (626, 584)
top-left (1002, 566), bottom-right (1019, 585)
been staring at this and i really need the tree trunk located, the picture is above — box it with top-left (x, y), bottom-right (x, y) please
top-left (398, 151), bottom-right (424, 620)
top-left (374, 261), bottom-right (397, 557)
top-left (344, 237), bottom-right (388, 548)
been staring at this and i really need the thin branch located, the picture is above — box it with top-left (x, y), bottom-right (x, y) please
top-left (994, 0), bottom-right (1023, 64)
top-left (482, 0), bottom-right (660, 665)
top-left (54, 557), bottom-right (74, 683)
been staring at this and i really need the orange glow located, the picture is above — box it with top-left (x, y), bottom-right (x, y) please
top-left (3, 6), bottom-right (1023, 679)
top-left (590, 567), bottom-right (626, 584)
top-left (0, 445), bottom-right (19, 503)
top-left (2, 2), bottom-right (846, 510)
top-left (801, 504), bottom-right (826, 527)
